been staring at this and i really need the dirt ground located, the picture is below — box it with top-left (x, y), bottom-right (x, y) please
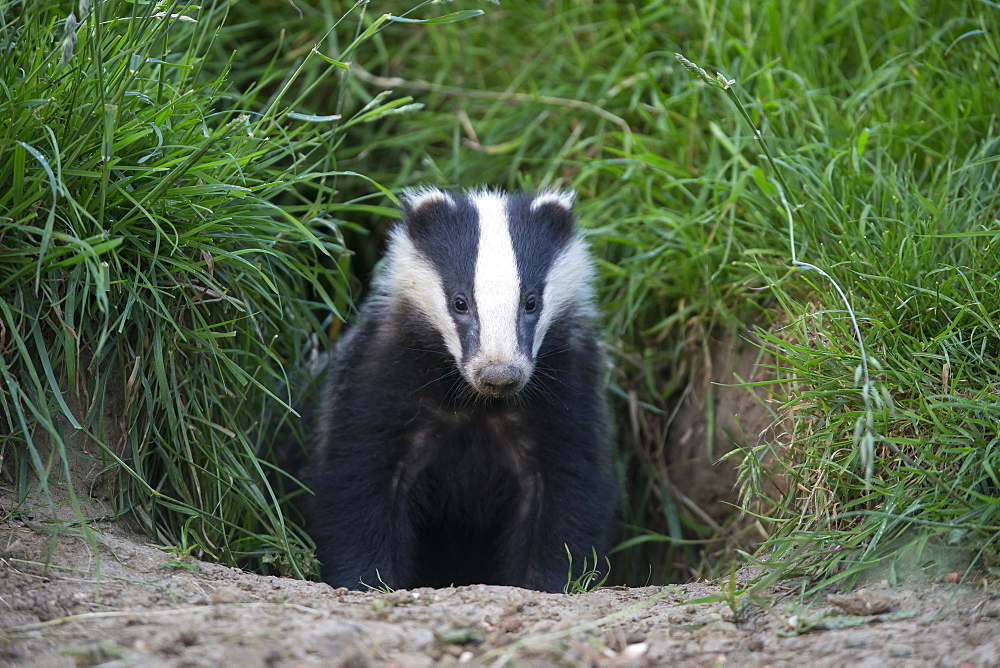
top-left (2, 512), bottom-right (999, 667)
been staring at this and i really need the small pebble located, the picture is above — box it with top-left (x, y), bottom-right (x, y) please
top-left (623, 642), bottom-right (649, 659)
top-left (827, 589), bottom-right (893, 615)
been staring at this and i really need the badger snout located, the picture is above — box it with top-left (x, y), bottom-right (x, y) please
top-left (474, 363), bottom-right (526, 398)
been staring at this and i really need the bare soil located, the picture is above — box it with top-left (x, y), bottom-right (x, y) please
top-left (2, 513), bottom-right (999, 667)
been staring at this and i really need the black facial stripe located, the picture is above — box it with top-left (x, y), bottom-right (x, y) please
top-left (455, 309), bottom-right (479, 363)
top-left (404, 191), bottom-right (481, 361)
top-left (406, 195), bottom-right (479, 289)
top-left (506, 193), bottom-right (575, 356)
top-left (505, 192), bottom-right (573, 296)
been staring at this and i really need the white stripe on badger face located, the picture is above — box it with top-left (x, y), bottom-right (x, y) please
top-left (384, 226), bottom-right (463, 362)
top-left (533, 235), bottom-right (596, 357)
top-left (469, 189), bottom-right (530, 371)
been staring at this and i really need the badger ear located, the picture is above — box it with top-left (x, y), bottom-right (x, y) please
top-left (530, 189), bottom-right (576, 214)
top-left (529, 189), bottom-right (577, 241)
top-left (401, 187), bottom-right (456, 241)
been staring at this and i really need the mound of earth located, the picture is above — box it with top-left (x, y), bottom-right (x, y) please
top-left (2, 513), bottom-right (998, 667)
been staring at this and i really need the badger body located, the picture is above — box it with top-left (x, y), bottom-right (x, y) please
top-left (298, 187), bottom-right (617, 592)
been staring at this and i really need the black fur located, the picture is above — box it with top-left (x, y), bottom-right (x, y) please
top-left (290, 190), bottom-right (617, 592)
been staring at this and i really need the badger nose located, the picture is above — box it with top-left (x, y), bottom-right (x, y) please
top-left (475, 364), bottom-right (525, 397)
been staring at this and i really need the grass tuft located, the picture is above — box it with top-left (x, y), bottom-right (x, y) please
top-left (563, 546), bottom-right (612, 594)
top-left (0, 0), bottom-right (428, 577)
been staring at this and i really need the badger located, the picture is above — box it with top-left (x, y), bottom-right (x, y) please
top-left (293, 187), bottom-right (617, 592)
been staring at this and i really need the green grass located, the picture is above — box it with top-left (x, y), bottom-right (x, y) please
top-left (672, 46), bottom-right (1000, 589)
top-left (563, 546), bottom-right (612, 594)
top-left (3, 0), bottom-right (998, 592)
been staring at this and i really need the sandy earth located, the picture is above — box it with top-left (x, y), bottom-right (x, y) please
top-left (2, 515), bottom-right (999, 667)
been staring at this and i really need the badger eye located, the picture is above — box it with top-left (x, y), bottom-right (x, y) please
top-left (524, 295), bottom-right (538, 313)
top-left (452, 295), bottom-right (469, 314)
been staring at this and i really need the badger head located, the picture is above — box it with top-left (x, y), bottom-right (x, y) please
top-left (382, 187), bottom-right (596, 399)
